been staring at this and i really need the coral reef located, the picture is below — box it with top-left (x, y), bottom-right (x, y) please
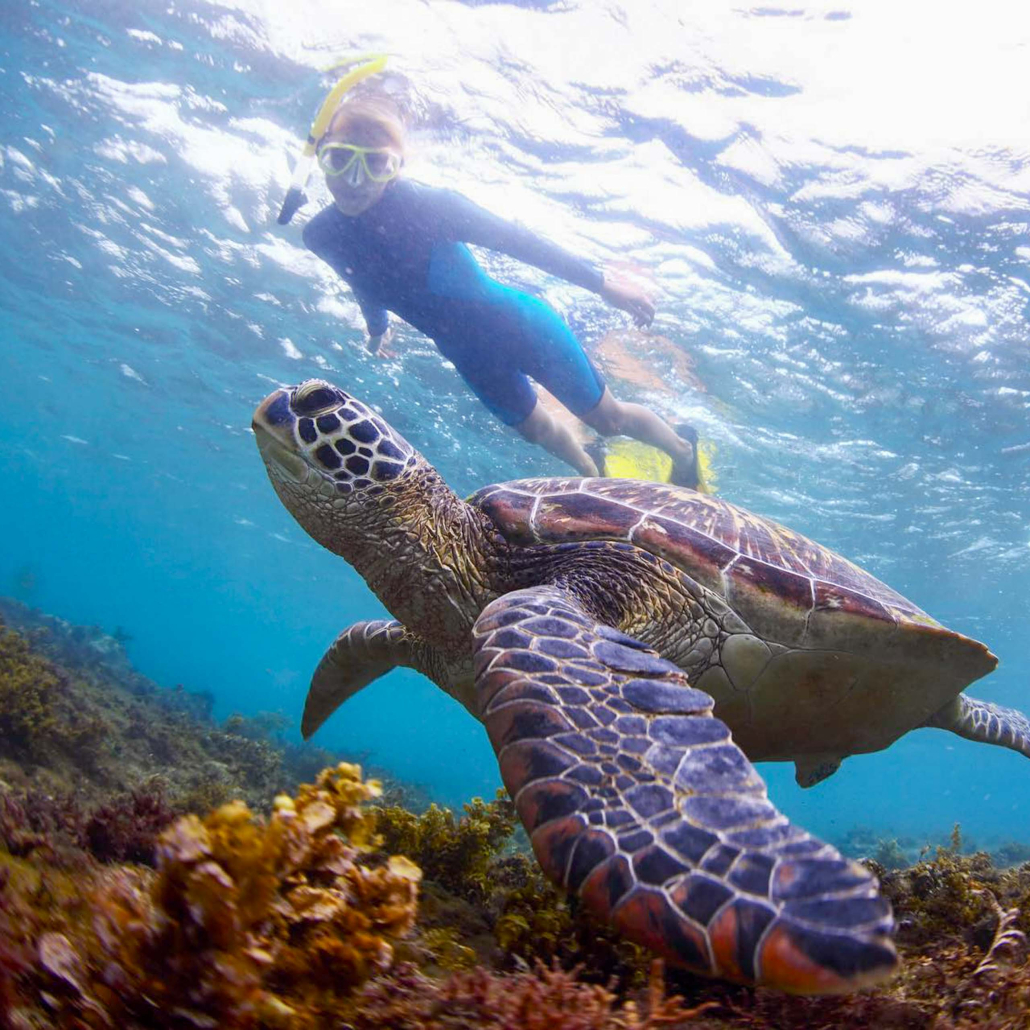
top-left (0, 625), bottom-right (109, 770)
top-left (0, 600), bottom-right (387, 819)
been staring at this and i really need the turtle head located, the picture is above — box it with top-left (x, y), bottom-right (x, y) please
top-left (252, 379), bottom-right (419, 555)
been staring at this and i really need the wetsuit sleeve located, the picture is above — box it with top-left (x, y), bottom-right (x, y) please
top-left (302, 213), bottom-right (389, 337)
top-left (432, 189), bottom-right (605, 294)
top-left (353, 288), bottom-right (389, 338)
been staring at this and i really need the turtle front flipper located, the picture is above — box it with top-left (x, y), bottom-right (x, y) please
top-left (472, 585), bottom-right (897, 995)
top-left (303, 620), bottom-right (416, 738)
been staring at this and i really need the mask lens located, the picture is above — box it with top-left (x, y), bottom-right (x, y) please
top-left (365, 151), bottom-right (393, 177)
top-left (328, 148), bottom-right (353, 173)
top-left (318, 145), bottom-right (357, 176)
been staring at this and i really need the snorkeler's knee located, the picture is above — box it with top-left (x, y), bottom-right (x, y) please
top-left (580, 391), bottom-right (624, 436)
top-left (514, 402), bottom-right (550, 443)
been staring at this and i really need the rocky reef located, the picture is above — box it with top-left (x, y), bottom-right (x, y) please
top-left (1, 601), bottom-right (1028, 1028)
top-left (0, 597), bottom-right (364, 848)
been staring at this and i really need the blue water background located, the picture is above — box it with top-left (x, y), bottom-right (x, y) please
top-left (1, 0), bottom-right (1028, 851)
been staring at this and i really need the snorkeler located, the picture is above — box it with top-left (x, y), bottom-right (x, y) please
top-left (299, 91), bottom-right (701, 485)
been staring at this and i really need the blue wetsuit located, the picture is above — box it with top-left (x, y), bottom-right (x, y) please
top-left (303, 179), bottom-right (606, 425)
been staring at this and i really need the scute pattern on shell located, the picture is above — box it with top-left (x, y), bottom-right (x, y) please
top-left (470, 478), bottom-right (931, 625)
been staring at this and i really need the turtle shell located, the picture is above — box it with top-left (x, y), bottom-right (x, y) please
top-left (469, 478), bottom-right (998, 761)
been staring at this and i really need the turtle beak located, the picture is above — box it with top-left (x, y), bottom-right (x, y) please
top-left (253, 387), bottom-right (292, 431)
top-left (253, 389), bottom-right (308, 483)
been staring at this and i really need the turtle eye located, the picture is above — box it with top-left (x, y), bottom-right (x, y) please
top-left (292, 381), bottom-right (340, 417)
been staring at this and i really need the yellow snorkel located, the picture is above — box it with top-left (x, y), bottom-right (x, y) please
top-left (277, 53), bottom-right (389, 225)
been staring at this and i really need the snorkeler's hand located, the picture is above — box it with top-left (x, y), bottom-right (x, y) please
top-left (367, 325), bottom-right (397, 359)
top-left (600, 274), bottom-right (655, 328)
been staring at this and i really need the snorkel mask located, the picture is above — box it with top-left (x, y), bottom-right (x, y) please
top-left (316, 142), bottom-right (401, 184)
top-left (277, 53), bottom-right (388, 225)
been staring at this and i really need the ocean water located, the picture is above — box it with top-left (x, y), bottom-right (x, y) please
top-left (1, 0), bottom-right (1028, 855)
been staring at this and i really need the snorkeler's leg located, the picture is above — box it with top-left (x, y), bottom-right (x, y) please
top-left (444, 337), bottom-right (600, 476)
top-left (511, 294), bottom-right (694, 482)
top-left (515, 400), bottom-right (600, 477)
top-left (581, 389), bottom-right (698, 485)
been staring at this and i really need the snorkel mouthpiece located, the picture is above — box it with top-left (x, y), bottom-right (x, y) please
top-left (277, 53), bottom-right (389, 225)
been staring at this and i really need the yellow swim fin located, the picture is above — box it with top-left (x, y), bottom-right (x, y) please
top-left (591, 427), bottom-right (716, 494)
top-left (695, 438), bottom-right (717, 494)
top-left (603, 440), bottom-right (674, 483)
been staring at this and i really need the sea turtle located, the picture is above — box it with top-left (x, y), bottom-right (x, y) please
top-left (252, 378), bottom-right (1030, 996)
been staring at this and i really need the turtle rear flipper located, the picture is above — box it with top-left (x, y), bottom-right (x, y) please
top-left (794, 754), bottom-right (843, 789)
top-left (472, 585), bottom-right (897, 994)
top-left (303, 620), bottom-right (415, 739)
top-left (924, 695), bottom-right (1030, 759)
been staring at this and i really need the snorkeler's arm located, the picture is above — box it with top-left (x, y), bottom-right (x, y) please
top-left (303, 212), bottom-right (391, 341)
top-left (366, 323), bottom-right (396, 357)
top-left (353, 287), bottom-right (390, 339)
top-left (432, 187), bottom-right (605, 293)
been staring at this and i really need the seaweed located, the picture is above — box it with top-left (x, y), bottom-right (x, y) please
top-left (871, 837), bottom-right (912, 871)
top-left (0, 790), bottom-right (85, 863)
top-left (373, 793), bottom-right (656, 990)
top-left (81, 782), bottom-right (179, 865)
top-left (706, 841), bottom-right (1030, 1030)
top-left (490, 851), bottom-right (654, 989)
top-left (1, 763), bottom-right (422, 1028)
top-left (877, 825), bottom-right (1030, 949)
top-left (0, 782), bottom-right (180, 870)
top-left (374, 789), bottom-right (517, 901)
top-left (0, 626), bottom-right (109, 768)
top-left (3, 774), bottom-right (1030, 1028)
top-left (343, 959), bottom-right (716, 1030)
top-left (205, 720), bottom-right (284, 800)
top-left (992, 841), bottom-right (1030, 869)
